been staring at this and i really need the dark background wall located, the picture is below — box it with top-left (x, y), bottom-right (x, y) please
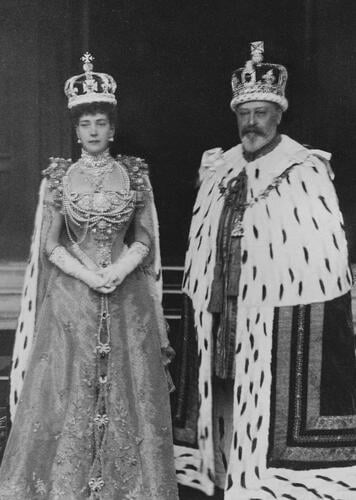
top-left (89, 0), bottom-right (312, 265)
top-left (0, 0), bottom-right (82, 259)
top-left (1, 0), bottom-right (356, 264)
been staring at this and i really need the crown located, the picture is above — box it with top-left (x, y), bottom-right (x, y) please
top-left (230, 41), bottom-right (288, 112)
top-left (64, 53), bottom-right (117, 109)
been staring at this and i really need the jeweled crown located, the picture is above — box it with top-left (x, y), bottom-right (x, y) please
top-left (230, 41), bottom-right (288, 112)
top-left (64, 53), bottom-right (117, 109)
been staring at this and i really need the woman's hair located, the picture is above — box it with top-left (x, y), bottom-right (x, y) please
top-left (70, 101), bottom-right (117, 127)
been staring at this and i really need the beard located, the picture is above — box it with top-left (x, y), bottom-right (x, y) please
top-left (240, 127), bottom-right (269, 152)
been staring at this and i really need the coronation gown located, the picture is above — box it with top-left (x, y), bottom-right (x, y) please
top-left (0, 151), bottom-right (178, 500)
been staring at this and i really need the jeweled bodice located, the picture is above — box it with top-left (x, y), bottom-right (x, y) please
top-left (43, 151), bottom-right (151, 268)
top-left (62, 151), bottom-right (136, 267)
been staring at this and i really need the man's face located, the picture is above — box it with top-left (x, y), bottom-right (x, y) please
top-left (235, 101), bottom-right (282, 153)
top-left (76, 113), bottom-right (114, 155)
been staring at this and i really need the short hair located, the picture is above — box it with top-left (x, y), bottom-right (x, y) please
top-left (70, 101), bottom-right (117, 127)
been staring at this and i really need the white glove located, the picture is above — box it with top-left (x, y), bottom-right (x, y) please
top-left (101, 242), bottom-right (149, 288)
top-left (48, 245), bottom-right (108, 291)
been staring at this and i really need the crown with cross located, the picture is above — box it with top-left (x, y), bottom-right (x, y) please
top-left (230, 41), bottom-right (288, 112)
top-left (64, 53), bottom-right (117, 109)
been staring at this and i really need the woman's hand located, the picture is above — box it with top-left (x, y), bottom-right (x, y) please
top-left (95, 284), bottom-right (117, 294)
top-left (83, 269), bottom-right (117, 294)
top-left (48, 245), bottom-right (115, 293)
top-left (99, 243), bottom-right (149, 289)
top-left (99, 264), bottom-right (125, 289)
top-left (81, 268), bottom-right (110, 291)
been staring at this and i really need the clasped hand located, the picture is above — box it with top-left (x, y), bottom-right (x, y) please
top-left (84, 264), bottom-right (125, 294)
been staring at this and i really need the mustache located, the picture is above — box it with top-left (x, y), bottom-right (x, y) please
top-left (241, 126), bottom-right (266, 137)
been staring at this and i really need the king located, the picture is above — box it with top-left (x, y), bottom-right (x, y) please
top-left (174, 41), bottom-right (356, 499)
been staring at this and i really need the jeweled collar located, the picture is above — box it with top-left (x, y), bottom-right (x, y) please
top-left (242, 133), bottom-right (281, 162)
top-left (80, 148), bottom-right (113, 169)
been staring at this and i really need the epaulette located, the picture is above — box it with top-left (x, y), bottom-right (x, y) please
top-left (116, 154), bottom-right (150, 191)
top-left (42, 157), bottom-right (72, 208)
top-left (42, 157), bottom-right (72, 183)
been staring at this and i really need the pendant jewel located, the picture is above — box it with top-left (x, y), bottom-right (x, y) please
top-left (94, 413), bottom-right (109, 428)
top-left (96, 342), bottom-right (111, 355)
top-left (88, 477), bottom-right (105, 492)
top-left (92, 192), bottom-right (112, 212)
top-left (231, 216), bottom-right (244, 237)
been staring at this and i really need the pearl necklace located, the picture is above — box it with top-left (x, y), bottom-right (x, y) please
top-left (80, 148), bottom-right (113, 169)
top-left (78, 149), bottom-right (116, 192)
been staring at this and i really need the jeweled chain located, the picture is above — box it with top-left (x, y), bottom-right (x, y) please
top-left (88, 294), bottom-right (112, 499)
top-left (61, 151), bottom-right (131, 496)
top-left (63, 195), bottom-right (134, 227)
top-left (220, 162), bottom-right (299, 238)
top-left (63, 192), bottom-right (134, 234)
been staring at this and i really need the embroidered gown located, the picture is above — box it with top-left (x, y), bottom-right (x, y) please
top-left (0, 152), bottom-right (178, 500)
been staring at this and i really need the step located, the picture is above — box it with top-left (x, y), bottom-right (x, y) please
top-left (0, 262), bottom-right (26, 293)
top-left (0, 262), bottom-right (26, 329)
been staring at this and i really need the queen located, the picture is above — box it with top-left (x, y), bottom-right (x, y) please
top-left (0, 53), bottom-right (178, 500)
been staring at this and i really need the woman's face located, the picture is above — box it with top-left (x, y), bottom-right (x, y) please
top-left (76, 112), bottom-right (114, 155)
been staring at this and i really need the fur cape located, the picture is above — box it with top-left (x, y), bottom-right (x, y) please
top-left (174, 135), bottom-right (356, 499)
